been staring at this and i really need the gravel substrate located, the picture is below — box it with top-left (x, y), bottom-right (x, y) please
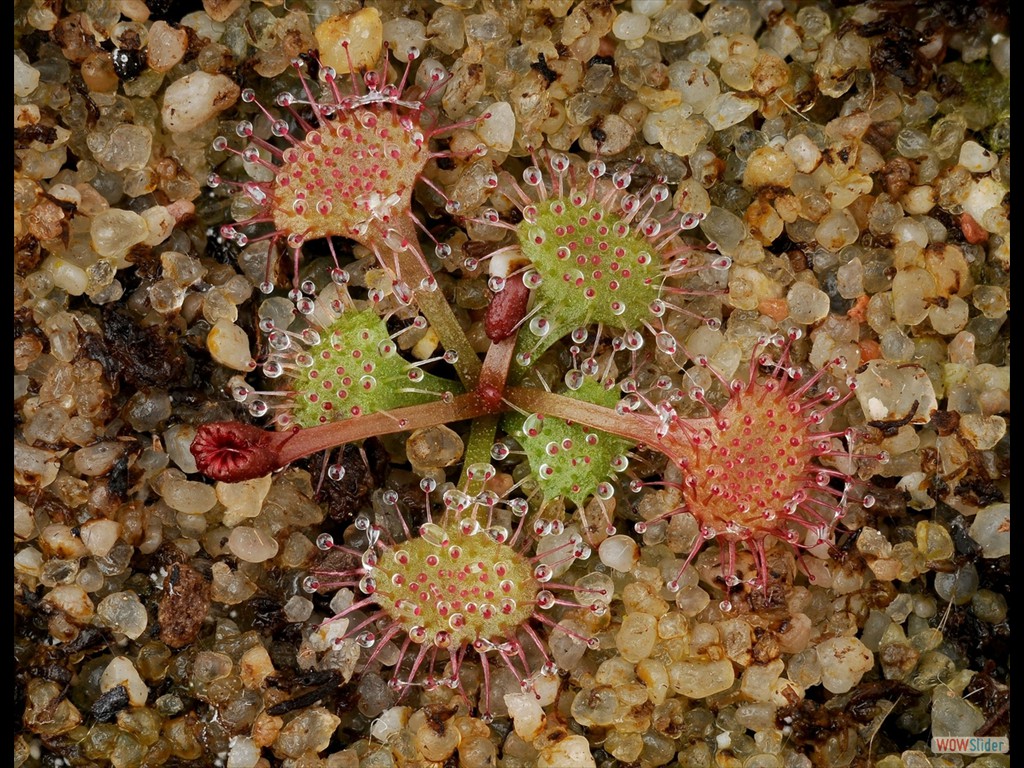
top-left (14, 1), bottom-right (1009, 767)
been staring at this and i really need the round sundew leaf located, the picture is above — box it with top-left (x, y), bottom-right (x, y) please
top-left (270, 105), bottom-right (428, 243)
top-left (369, 525), bottom-right (538, 649)
top-left (512, 193), bottom-right (666, 365)
top-left (680, 378), bottom-right (818, 533)
top-left (288, 309), bottom-right (459, 428)
top-left (655, 340), bottom-right (868, 594)
top-left (214, 59), bottom-right (441, 286)
top-left (507, 377), bottom-right (634, 508)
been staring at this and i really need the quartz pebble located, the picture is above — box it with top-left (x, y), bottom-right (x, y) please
top-left (613, 11), bottom-right (651, 41)
top-left (382, 18), bottom-right (427, 61)
top-left (14, 55), bottom-right (40, 97)
top-left (211, 562), bottom-right (257, 604)
top-left (216, 474), bottom-right (273, 527)
top-left (147, 21), bottom-right (188, 72)
top-left (931, 688), bottom-right (986, 737)
top-left (279, 532), bottom-right (315, 568)
top-left (124, 390), bottom-right (174, 433)
top-left (836, 258), bottom-right (864, 298)
top-left (700, 206), bottom-right (745, 255)
top-left (728, 265), bottom-right (783, 310)
top-left (40, 524), bottom-right (89, 559)
top-left (649, 7), bottom-right (701, 42)
top-left (970, 590), bottom-right (1007, 624)
top-left (100, 657), bottom-right (150, 706)
top-left (675, 585), bottom-right (710, 615)
top-left (616, 612), bottom-right (658, 662)
top-left (960, 177), bottom-right (1007, 231)
top-left (637, 658), bottom-right (670, 705)
top-left (606, 731), bottom-right (644, 762)
top-left (413, 715), bottom-right (460, 761)
top-left (161, 72), bottom-right (240, 133)
top-left (283, 595), bottom-right (313, 623)
top-left (668, 61), bottom-right (720, 112)
top-left (80, 519), bottom-right (121, 557)
top-left (91, 209), bottom-right (149, 258)
top-left (787, 281), bottom-right (830, 324)
top-left (891, 267), bottom-right (937, 325)
top-left (225, 736), bottom-right (260, 768)
top-left (207, 320), bottom-right (255, 372)
top-left (14, 497), bottom-right (35, 540)
top-left (784, 134), bottom-right (822, 173)
top-left (915, 521), bottom-right (953, 562)
top-left (16, 438), bottom-right (64, 487)
top-left (740, 658), bottom-right (785, 702)
top-left (23, 679), bottom-right (82, 736)
top-left (73, 441), bottom-right (125, 476)
top-left (815, 637), bottom-right (873, 694)
top-left (901, 185), bottom-right (936, 215)
top-left (426, 8), bottom-right (464, 55)
top-left (579, 112), bottom-right (634, 154)
top-left (967, 503), bottom-right (1010, 558)
top-left (142, 206), bottom-right (178, 246)
top-left (934, 564), bottom-right (979, 605)
top-left (164, 424), bottom-right (199, 474)
top-left (645, 111), bottom-right (705, 157)
top-left (162, 251), bottom-right (206, 286)
top-left (599, 534), bottom-right (639, 572)
top-left (743, 146), bottom-right (795, 190)
top-left (814, 209), bottom-right (859, 252)
top-left (704, 92), bottom-right (759, 130)
top-left (505, 691), bottom-right (546, 741)
top-left (669, 659), bottom-right (735, 697)
top-left (532, 672), bottom-right (561, 707)
top-left (162, 478), bottom-right (217, 514)
top-left (96, 591), bottom-right (148, 639)
top-left (538, 734), bottom-right (596, 768)
top-left (92, 124), bottom-right (152, 172)
top-left (15, 547), bottom-right (44, 579)
top-left (239, 645), bottom-right (275, 689)
top-left (958, 141), bottom-right (998, 173)
top-left (193, 650), bottom-right (232, 683)
top-left (370, 706), bottom-right (410, 743)
top-left (43, 256), bottom-right (90, 296)
top-left (203, 0), bottom-right (244, 23)
top-left (406, 425), bottom-right (464, 468)
top-left (315, 8), bottom-right (382, 75)
top-left (274, 707), bottom-right (341, 758)
top-left (43, 584), bottom-right (94, 623)
top-left (476, 101), bottom-right (515, 152)
top-left (227, 526), bottom-right (280, 563)
top-left (549, 619), bottom-right (590, 669)
top-left (959, 413), bottom-right (1007, 450)
top-left (855, 361), bottom-right (937, 424)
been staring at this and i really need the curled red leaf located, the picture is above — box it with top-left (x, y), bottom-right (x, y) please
top-left (190, 421), bottom-right (284, 482)
top-left (485, 276), bottom-right (530, 342)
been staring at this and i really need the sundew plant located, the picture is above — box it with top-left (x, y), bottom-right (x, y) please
top-left (193, 4), bottom-right (885, 713)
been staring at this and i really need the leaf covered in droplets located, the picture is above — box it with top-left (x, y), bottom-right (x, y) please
top-left (507, 377), bottom-right (633, 507)
top-left (509, 171), bottom-right (678, 366)
top-left (288, 309), bottom-right (460, 428)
